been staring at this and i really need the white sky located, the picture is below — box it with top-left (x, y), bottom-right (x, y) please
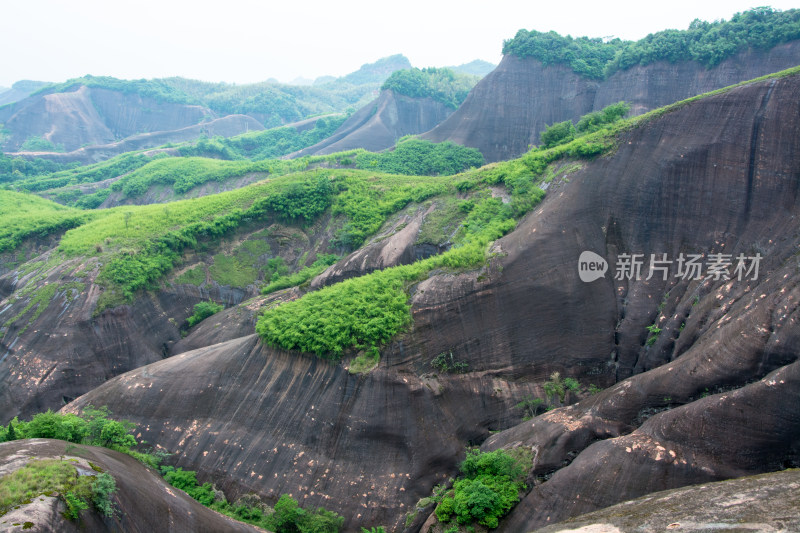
top-left (1, 0), bottom-right (798, 87)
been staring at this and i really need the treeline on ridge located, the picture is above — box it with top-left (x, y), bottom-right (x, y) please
top-left (503, 7), bottom-right (800, 79)
top-left (381, 67), bottom-right (480, 108)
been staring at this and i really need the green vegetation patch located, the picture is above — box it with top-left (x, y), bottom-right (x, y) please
top-left (381, 67), bottom-right (479, 109)
top-left (504, 7), bottom-right (800, 78)
top-left (175, 265), bottom-right (206, 286)
top-left (33, 75), bottom-right (191, 104)
top-left (186, 301), bottom-right (224, 328)
top-left (0, 190), bottom-right (94, 253)
top-left (257, 191), bottom-right (519, 360)
top-left (0, 459), bottom-right (116, 520)
top-left (262, 253), bottom-right (339, 294)
top-left (209, 253), bottom-right (258, 287)
top-left (540, 102), bottom-right (630, 149)
top-left (416, 196), bottom-right (469, 246)
top-left (179, 114), bottom-right (348, 161)
top-left (355, 138), bottom-right (484, 176)
top-left (19, 135), bottom-right (64, 153)
top-left (160, 467), bottom-right (345, 532)
top-left (10, 152), bottom-right (159, 193)
top-left (433, 449), bottom-right (532, 529)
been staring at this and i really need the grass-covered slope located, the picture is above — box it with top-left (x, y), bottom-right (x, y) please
top-left (0, 190), bottom-right (95, 252)
top-left (504, 7), bottom-right (800, 79)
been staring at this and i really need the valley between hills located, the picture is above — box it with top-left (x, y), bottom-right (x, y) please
top-left (0, 7), bottom-right (799, 533)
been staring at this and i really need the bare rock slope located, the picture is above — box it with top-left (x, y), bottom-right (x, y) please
top-left (65, 72), bottom-right (800, 531)
top-left (288, 89), bottom-right (454, 157)
top-left (422, 40), bottom-right (800, 161)
top-left (534, 469), bottom-right (800, 533)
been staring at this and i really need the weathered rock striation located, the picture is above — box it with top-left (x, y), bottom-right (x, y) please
top-left (63, 73), bottom-right (800, 531)
top-left (422, 40), bottom-right (800, 161)
top-left (288, 90), bottom-right (454, 157)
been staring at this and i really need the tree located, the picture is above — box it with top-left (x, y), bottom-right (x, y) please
top-left (540, 120), bottom-right (576, 148)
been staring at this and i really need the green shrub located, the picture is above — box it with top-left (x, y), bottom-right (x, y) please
top-left (576, 102), bottom-right (630, 133)
top-left (431, 352), bottom-right (469, 374)
top-left (0, 459), bottom-right (117, 521)
top-left (540, 121), bottom-right (576, 148)
top-left (435, 449), bottom-right (531, 529)
top-left (186, 301), bottom-right (224, 328)
top-left (262, 254), bottom-right (339, 294)
top-left (63, 491), bottom-right (89, 519)
top-left (91, 473), bottom-right (116, 517)
top-left (355, 138), bottom-right (484, 176)
top-left (20, 135), bottom-right (64, 153)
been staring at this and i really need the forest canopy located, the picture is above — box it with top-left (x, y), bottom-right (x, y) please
top-left (381, 67), bottom-right (479, 109)
top-left (503, 7), bottom-right (800, 79)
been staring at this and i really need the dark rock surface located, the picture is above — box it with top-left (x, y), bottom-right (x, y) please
top-left (534, 468), bottom-right (800, 532)
top-left (0, 439), bottom-right (263, 532)
top-left (288, 90), bottom-right (454, 157)
top-left (64, 73), bottom-right (800, 531)
top-left (422, 40), bottom-right (800, 162)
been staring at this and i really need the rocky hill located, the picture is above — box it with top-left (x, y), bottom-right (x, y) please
top-left (290, 67), bottom-right (479, 157)
top-left (0, 80), bottom-right (49, 107)
top-left (0, 85), bottom-right (214, 153)
top-left (422, 40), bottom-right (800, 161)
top-left (14, 70), bottom-right (789, 531)
top-left (288, 89), bottom-right (455, 156)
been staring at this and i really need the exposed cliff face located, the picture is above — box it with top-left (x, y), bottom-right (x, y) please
top-left (64, 73), bottom-right (800, 531)
top-left (422, 40), bottom-right (800, 162)
top-left (0, 214), bottom-right (341, 421)
top-left (0, 439), bottom-right (262, 532)
top-left (288, 90), bottom-right (454, 157)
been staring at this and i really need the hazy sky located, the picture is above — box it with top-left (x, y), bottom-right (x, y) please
top-left (2, 0), bottom-right (797, 87)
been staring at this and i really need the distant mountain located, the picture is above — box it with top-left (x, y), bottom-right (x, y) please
top-left (447, 59), bottom-right (496, 77)
top-left (338, 54), bottom-right (412, 85)
top-left (0, 55), bottom-right (414, 160)
top-left (312, 75), bottom-right (336, 85)
top-left (290, 76), bottom-right (314, 86)
top-left (0, 80), bottom-right (50, 106)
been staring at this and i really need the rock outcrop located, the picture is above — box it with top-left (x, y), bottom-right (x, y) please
top-left (0, 439), bottom-right (262, 532)
top-left (422, 40), bottom-right (800, 161)
top-left (288, 90), bottom-right (454, 157)
top-left (63, 72), bottom-right (800, 531)
top-left (534, 468), bottom-right (800, 532)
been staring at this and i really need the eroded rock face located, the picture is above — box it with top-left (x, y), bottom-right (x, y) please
top-left (289, 90), bottom-right (454, 157)
top-left (533, 468), bottom-right (800, 533)
top-left (0, 439), bottom-right (262, 532)
top-left (421, 41), bottom-right (800, 162)
top-left (0, 86), bottom-right (211, 152)
top-left (65, 74), bottom-right (800, 531)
